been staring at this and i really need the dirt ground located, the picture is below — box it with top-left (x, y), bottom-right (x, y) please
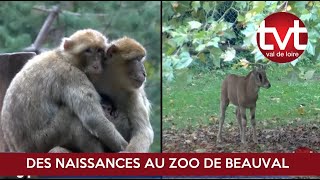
top-left (163, 123), bottom-right (319, 153)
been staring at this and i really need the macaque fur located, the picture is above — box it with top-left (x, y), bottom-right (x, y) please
top-left (99, 93), bottom-right (132, 142)
top-left (0, 29), bottom-right (128, 152)
top-left (89, 37), bottom-right (154, 152)
top-left (48, 38), bottom-right (153, 152)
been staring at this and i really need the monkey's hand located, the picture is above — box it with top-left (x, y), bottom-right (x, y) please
top-left (49, 146), bottom-right (72, 153)
top-left (124, 94), bottom-right (154, 152)
top-left (94, 119), bottom-right (128, 152)
top-left (118, 151), bottom-right (129, 153)
top-left (125, 143), bottom-right (146, 152)
top-left (124, 127), bottom-right (153, 152)
top-left (119, 138), bottom-right (128, 151)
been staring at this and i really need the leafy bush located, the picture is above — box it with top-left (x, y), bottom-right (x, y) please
top-left (163, 1), bottom-right (320, 82)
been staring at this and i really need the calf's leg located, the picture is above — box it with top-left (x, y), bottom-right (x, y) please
top-left (217, 99), bottom-right (229, 143)
top-left (250, 107), bottom-right (258, 143)
top-left (239, 106), bottom-right (247, 144)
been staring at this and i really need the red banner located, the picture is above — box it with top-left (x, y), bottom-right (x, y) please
top-left (0, 153), bottom-right (319, 177)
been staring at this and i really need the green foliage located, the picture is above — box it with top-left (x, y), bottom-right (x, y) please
top-left (163, 1), bottom-right (320, 82)
top-left (0, 2), bottom-right (43, 52)
top-left (0, 1), bottom-right (160, 152)
top-left (241, 1), bottom-right (320, 65)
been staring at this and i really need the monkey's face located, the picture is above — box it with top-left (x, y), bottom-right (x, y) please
top-left (107, 54), bottom-right (146, 90)
top-left (105, 39), bottom-right (147, 90)
top-left (82, 47), bottom-right (105, 75)
top-left (126, 57), bottom-right (147, 89)
top-left (60, 29), bottom-right (109, 75)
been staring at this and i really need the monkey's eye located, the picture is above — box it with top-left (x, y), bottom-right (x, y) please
top-left (131, 56), bottom-right (143, 62)
top-left (97, 48), bottom-right (104, 54)
top-left (137, 55), bottom-right (145, 61)
top-left (84, 48), bottom-right (92, 54)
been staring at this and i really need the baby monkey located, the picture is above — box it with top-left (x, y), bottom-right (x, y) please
top-left (100, 93), bottom-right (119, 119)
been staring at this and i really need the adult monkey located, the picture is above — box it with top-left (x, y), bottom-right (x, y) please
top-left (0, 29), bottom-right (128, 152)
top-left (89, 36), bottom-right (154, 152)
top-left (52, 37), bottom-right (153, 153)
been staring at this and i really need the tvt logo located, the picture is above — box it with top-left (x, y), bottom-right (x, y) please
top-left (257, 12), bottom-right (308, 63)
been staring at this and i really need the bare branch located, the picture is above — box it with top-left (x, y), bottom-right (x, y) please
top-left (219, 44), bottom-right (249, 51)
top-left (33, 6), bottom-right (60, 50)
top-left (32, 5), bottom-right (109, 17)
top-left (284, 1), bottom-right (288, 12)
top-left (276, 1), bottom-right (288, 12)
top-left (24, 6), bottom-right (60, 53)
top-left (32, 6), bottom-right (51, 13)
top-left (217, 1), bottom-right (236, 23)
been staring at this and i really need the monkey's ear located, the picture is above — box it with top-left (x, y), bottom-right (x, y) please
top-left (106, 44), bottom-right (119, 58)
top-left (60, 38), bottom-right (74, 51)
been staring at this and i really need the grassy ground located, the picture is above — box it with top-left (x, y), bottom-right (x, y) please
top-left (163, 64), bottom-right (320, 152)
top-left (163, 64), bottom-right (320, 130)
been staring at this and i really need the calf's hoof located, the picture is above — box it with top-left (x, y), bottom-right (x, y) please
top-left (241, 139), bottom-right (247, 145)
top-left (216, 137), bottom-right (222, 143)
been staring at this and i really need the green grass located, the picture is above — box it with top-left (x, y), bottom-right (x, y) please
top-left (163, 65), bottom-right (320, 130)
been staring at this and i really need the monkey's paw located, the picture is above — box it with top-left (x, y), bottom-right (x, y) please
top-left (119, 151), bottom-right (129, 153)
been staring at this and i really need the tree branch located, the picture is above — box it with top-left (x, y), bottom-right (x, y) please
top-left (276, 1), bottom-right (288, 12)
top-left (32, 6), bottom-right (109, 17)
top-left (24, 6), bottom-right (60, 53)
top-left (217, 1), bottom-right (236, 22)
top-left (33, 6), bottom-right (60, 50)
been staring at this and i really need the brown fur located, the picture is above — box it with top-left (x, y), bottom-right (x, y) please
top-left (61, 29), bottom-right (108, 56)
top-left (217, 67), bottom-right (271, 144)
top-left (89, 37), bottom-right (153, 152)
top-left (0, 29), bottom-right (127, 152)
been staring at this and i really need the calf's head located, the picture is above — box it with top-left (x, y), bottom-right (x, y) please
top-left (252, 66), bottom-right (271, 89)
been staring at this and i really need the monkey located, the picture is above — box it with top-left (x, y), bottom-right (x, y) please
top-left (48, 67), bottom-right (133, 153)
top-left (100, 93), bottom-right (119, 119)
top-left (99, 93), bottom-right (132, 144)
top-left (88, 37), bottom-right (154, 152)
top-left (0, 29), bottom-right (128, 153)
top-left (60, 30), bottom-right (105, 75)
top-left (46, 92), bottom-right (130, 153)
top-left (13, 36), bottom-right (151, 153)
top-left (45, 51), bottom-right (135, 153)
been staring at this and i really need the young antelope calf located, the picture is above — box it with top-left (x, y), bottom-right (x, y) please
top-left (217, 66), bottom-right (271, 144)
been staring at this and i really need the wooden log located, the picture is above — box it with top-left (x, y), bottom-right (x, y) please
top-left (0, 52), bottom-right (35, 152)
top-left (0, 52), bottom-right (36, 111)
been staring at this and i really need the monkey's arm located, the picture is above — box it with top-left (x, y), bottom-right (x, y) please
top-left (63, 81), bottom-right (128, 152)
top-left (126, 93), bottom-right (154, 152)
